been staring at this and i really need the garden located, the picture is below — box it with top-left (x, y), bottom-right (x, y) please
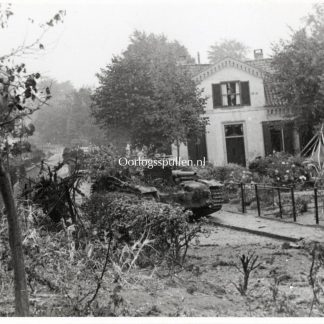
top-left (2, 146), bottom-right (324, 316)
top-left (195, 152), bottom-right (324, 225)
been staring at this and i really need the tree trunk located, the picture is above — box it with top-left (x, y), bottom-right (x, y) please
top-left (0, 160), bottom-right (29, 316)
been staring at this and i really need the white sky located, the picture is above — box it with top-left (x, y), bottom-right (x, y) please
top-left (0, 0), bottom-right (317, 89)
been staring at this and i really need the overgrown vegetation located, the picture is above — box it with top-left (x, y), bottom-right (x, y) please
top-left (82, 192), bottom-right (202, 267)
top-left (0, 4), bottom-right (66, 315)
top-left (233, 252), bottom-right (261, 296)
top-left (0, 189), bottom-right (203, 316)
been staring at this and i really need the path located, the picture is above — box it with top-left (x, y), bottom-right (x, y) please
top-left (210, 209), bottom-right (324, 243)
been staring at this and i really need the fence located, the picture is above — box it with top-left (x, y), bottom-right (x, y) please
top-left (225, 182), bottom-right (324, 225)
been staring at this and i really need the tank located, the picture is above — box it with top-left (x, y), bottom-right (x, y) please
top-left (91, 165), bottom-right (223, 218)
top-left (154, 169), bottom-right (223, 217)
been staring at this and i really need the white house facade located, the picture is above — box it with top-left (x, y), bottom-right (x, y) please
top-left (173, 50), bottom-right (302, 166)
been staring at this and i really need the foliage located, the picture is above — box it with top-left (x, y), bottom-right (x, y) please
top-left (196, 163), bottom-right (244, 181)
top-left (271, 3), bottom-right (324, 132)
top-left (32, 81), bottom-right (106, 146)
top-left (0, 8), bottom-right (66, 155)
top-left (249, 152), bottom-right (310, 186)
top-left (208, 39), bottom-right (249, 64)
top-left (92, 31), bottom-right (208, 153)
top-left (0, 204), bottom-right (128, 316)
top-left (196, 163), bottom-right (263, 202)
top-left (84, 145), bottom-right (128, 180)
top-left (25, 161), bottom-right (84, 224)
top-left (82, 192), bottom-right (201, 267)
top-left (0, 5), bottom-right (66, 316)
top-left (295, 196), bottom-right (309, 214)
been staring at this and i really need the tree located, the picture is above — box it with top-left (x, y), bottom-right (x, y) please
top-left (0, 5), bottom-right (65, 315)
top-left (92, 31), bottom-right (208, 154)
top-left (207, 39), bottom-right (249, 64)
top-left (271, 3), bottom-right (324, 136)
top-left (31, 79), bottom-right (74, 144)
top-left (32, 80), bottom-right (106, 146)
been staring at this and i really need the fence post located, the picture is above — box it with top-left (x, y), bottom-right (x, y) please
top-left (277, 188), bottom-right (283, 219)
top-left (291, 186), bottom-right (297, 222)
top-left (314, 187), bottom-right (319, 225)
top-left (240, 182), bottom-right (246, 213)
top-left (254, 184), bottom-right (261, 217)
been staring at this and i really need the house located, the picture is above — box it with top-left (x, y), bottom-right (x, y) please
top-left (173, 49), bottom-right (304, 166)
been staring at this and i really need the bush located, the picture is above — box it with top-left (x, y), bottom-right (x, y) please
top-left (197, 163), bottom-right (268, 202)
top-left (82, 193), bottom-right (201, 267)
top-left (0, 204), bottom-right (109, 316)
top-left (196, 163), bottom-right (245, 182)
top-left (249, 152), bottom-right (310, 187)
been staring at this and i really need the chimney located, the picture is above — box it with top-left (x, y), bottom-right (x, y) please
top-left (254, 49), bottom-right (263, 60)
top-left (197, 52), bottom-right (201, 64)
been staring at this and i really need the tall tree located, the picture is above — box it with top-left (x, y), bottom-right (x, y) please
top-left (271, 3), bottom-right (324, 134)
top-left (208, 39), bottom-right (249, 63)
top-left (32, 81), bottom-right (106, 146)
top-left (92, 31), bottom-right (207, 154)
top-left (0, 5), bottom-right (65, 315)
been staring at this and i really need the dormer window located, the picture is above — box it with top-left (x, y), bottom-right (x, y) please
top-left (212, 81), bottom-right (251, 108)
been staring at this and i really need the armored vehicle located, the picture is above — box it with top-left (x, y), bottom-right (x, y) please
top-left (91, 165), bottom-right (223, 218)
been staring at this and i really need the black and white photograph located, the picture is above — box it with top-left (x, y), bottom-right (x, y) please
top-left (1, 0), bottom-right (324, 320)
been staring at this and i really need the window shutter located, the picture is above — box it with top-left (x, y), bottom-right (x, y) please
top-left (221, 83), bottom-right (228, 106)
top-left (262, 122), bottom-right (272, 156)
top-left (241, 81), bottom-right (251, 106)
top-left (212, 84), bottom-right (222, 108)
top-left (235, 82), bottom-right (241, 105)
top-left (283, 122), bottom-right (294, 154)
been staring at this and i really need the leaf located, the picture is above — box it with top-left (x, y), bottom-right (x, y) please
top-left (54, 14), bottom-right (61, 21)
top-left (25, 88), bottom-right (31, 99)
top-left (46, 19), bottom-right (54, 27)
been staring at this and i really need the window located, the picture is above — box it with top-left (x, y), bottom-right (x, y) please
top-left (224, 123), bottom-right (246, 166)
top-left (222, 82), bottom-right (241, 106)
top-left (262, 121), bottom-right (294, 156)
top-left (212, 81), bottom-right (250, 108)
top-left (224, 123), bottom-right (244, 137)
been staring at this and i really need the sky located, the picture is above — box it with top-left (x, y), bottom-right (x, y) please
top-left (0, 0), bottom-right (317, 89)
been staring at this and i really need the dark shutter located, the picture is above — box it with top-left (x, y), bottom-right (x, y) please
top-left (212, 84), bottom-right (222, 108)
top-left (262, 122), bottom-right (272, 156)
top-left (283, 122), bottom-right (294, 154)
top-left (241, 81), bottom-right (251, 106)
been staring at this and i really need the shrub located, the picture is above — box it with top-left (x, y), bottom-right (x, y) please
top-left (249, 152), bottom-right (310, 187)
top-left (82, 193), bottom-right (201, 267)
top-left (196, 163), bottom-right (245, 182)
